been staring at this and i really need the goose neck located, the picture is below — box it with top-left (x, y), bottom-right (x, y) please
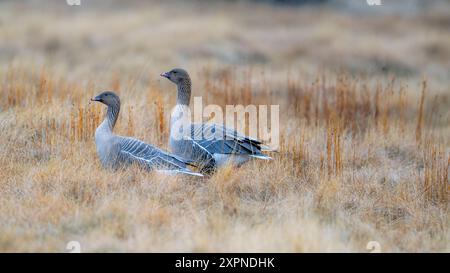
top-left (104, 103), bottom-right (120, 131)
top-left (176, 79), bottom-right (191, 106)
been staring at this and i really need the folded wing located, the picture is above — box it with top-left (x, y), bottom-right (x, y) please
top-left (118, 136), bottom-right (202, 176)
top-left (190, 123), bottom-right (270, 158)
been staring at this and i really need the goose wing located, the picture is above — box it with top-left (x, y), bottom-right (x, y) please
top-left (182, 135), bottom-right (216, 171)
top-left (118, 136), bottom-right (202, 176)
top-left (190, 123), bottom-right (268, 157)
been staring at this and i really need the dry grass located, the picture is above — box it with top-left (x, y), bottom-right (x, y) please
top-left (0, 0), bottom-right (449, 252)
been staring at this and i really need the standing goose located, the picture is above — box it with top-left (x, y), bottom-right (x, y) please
top-left (91, 91), bottom-right (202, 176)
top-left (160, 68), bottom-right (271, 172)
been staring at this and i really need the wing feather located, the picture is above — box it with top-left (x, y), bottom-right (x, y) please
top-left (118, 137), bottom-right (199, 174)
top-left (190, 123), bottom-right (266, 156)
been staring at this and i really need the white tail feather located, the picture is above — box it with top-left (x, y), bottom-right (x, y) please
top-left (156, 169), bottom-right (203, 177)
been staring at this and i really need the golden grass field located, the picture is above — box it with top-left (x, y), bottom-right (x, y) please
top-left (0, 0), bottom-right (449, 252)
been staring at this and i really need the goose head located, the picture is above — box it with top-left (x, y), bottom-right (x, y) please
top-left (160, 68), bottom-right (190, 85)
top-left (91, 91), bottom-right (120, 107)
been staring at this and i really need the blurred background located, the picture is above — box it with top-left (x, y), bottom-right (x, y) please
top-left (1, 0), bottom-right (449, 89)
top-left (1, 0), bottom-right (450, 252)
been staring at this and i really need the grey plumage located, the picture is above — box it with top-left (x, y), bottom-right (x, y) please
top-left (92, 91), bottom-right (202, 176)
top-left (161, 68), bottom-right (271, 172)
top-left (190, 123), bottom-right (267, 155)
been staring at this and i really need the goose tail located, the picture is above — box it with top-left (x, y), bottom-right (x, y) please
top-left (259, 144), bottom-right (277, 152)
top-left (250, 154), bottom-right (272, 160)
top-left (157, 169), bottom-right (204, 177)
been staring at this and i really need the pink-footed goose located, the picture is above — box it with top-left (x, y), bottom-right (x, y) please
top-left (91, 91), bottom-right (202, 176)
top-left (160, 68), bottom-right (271, 173)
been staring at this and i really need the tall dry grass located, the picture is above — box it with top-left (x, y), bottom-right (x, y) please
top-left (0, 0), bottom-right (449, 252)
top-left (0, 63), bottom-right (448, 252)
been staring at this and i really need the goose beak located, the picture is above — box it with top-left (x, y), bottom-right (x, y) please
top-left (160, 72), bottom-right (170, 79)
top-left (91, 95), bottom-right (102, 102)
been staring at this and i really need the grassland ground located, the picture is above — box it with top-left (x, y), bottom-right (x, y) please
top-left (0, 0), bottom-right (449, 252)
